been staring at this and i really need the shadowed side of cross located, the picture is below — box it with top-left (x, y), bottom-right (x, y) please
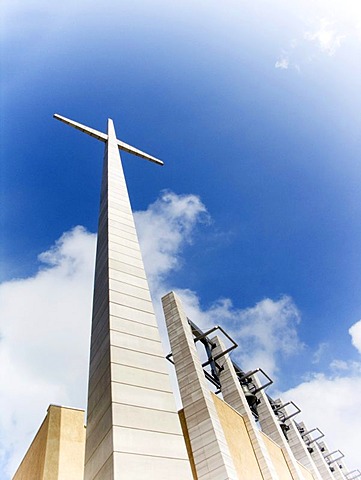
top-left (53, 113), bottom-right (164, 166)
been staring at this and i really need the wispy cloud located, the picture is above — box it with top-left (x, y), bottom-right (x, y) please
top-left (274, 5), bottom-right (360, 72)
top-left (349, 319), bottom-right (361, 354)
top-left (134, 190), bottom-right (208, 288)
top-left (0, 226), bottom-right (96, 477)
top-left (282, 372), bottom-right (361, 471)
top-left (304, 18), bottom-right (345, 56)
top-left (275, 55), bottom-right (289, 70)
top-left (312, 341), bottom-right (328, 364)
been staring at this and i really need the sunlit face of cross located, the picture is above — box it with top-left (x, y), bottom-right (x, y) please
top-left (53, 113), bottom-right (164, 166)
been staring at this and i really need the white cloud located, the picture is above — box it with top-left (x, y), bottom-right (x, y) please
top-left (274, 2), bottom-right (361, 70)
top-left (275, 56), bottom-right (289, 69)
top-left (0, 226), bottom-right (96, 477)
top-left (134, 190), bottom-right (208, 288)
top-left (304, 18), bottom-right (345, 56)
top-left (349, 319), bottom-right (361, 354)
top-left (282, 373), bottom-right (361, 470)
top-left (312, 341), bottom-right (328, 364)
top-left (279, 319), bottom-right (361, 470)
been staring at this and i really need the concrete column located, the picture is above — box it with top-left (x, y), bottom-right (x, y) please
top-left (253, 382), bottom-right (305, 480)
top-left (83, 121), bottom-right (192, 480)
top-left (318, 441), bottom-right (346, 480)
top-left (300, 432), bottom-right (333, 480)
top-left (162, 291), bottom-right (238, 480)
top-left (211, 335), bottom-right (279, 480)
top-left (283, 419), bottom-right (322, 480)
top-left (337, 460), bottom-right (350, 479)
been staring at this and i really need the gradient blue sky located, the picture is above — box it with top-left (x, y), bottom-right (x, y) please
top-left (2, 0), bottom-right (361, 476)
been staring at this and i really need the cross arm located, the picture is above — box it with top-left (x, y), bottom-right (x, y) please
top-left (53, 114), bottom-right (108, 142)
top-left (54, 113), bottom-right (164, 166)
top-left (116, 139), bottom-right (164, 166)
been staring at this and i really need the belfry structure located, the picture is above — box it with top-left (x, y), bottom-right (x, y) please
top-left (53, 114), bottom-right (192, 479)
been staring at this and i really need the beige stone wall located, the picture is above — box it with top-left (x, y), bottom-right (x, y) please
top-left (179, 392), bottom-right (318, 480)
top-left (13, 411), bottom-right (49, 480)
top-left (58, 407), bottom-right (86, 479)
top-left (13, 405), bottom-right (85, 480)
top-left (298, 462), bottom-right (315, 480)
top-left (212, 394), bottom-right (263, 480)
top-left (261, 433), bottom-right (294, 480)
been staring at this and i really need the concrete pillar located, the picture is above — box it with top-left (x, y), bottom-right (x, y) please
top-left (211, 335), bottom-right (279, 480)
top-left (302, 436), bottom-right (333, 480)
top-left (318, 441), bottom-right (346, 480)
top-left (162, 291), bottom-right (238, 480)
top-left (282, 419), bottom-right (323, 480)
top-left (82, 120), bottom-right (192, 480)
top-left (253, 384), bottom-right (305, 479)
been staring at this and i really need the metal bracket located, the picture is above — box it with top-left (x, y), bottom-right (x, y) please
top-left (272, 401), bottom-right (301, 422)
top-left (324, 450), bottom-right (344, 465)
top-left (237, 367), bottom-right (273, 392)
top-left (299, 427), bottom-right (324, 445)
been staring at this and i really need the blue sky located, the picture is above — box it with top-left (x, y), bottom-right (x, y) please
top-left (2, 0), bottom-right (361, 476)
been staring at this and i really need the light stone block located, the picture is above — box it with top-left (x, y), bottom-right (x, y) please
top-left (109, 258), bottom-right (146, 279)
top-left (110, 330), bottom-right (164, 357)
top-left (109, 278), bottom-right (151, 301)
top-left (108, 242), bottom-right (143, 260)
top-left (112, 403), bottom-right (183, 434)
top-left (109, 240), bottom-right (142, 260)
top-left (111, 382), bottom-right (176, 412)
top-left (108, 249), bottom-right (144, 269)
top-left (109, 268), bottom-right (148, 289)
top-left (111, 363), bottom-right (172, 392)
top-left (110, 345), bottom-right (169, 374)
top-left (107, 226), bottom-right (138, 244)
top-left (109, 303), bottom-right (158, 326)
top-left (113, 426), bottom-right (186, 458)
top-left (113, 453), bottom-right (192, 480)
top-left (110, 316), bottom-right (159, 341)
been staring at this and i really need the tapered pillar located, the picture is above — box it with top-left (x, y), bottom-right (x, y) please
top-left (211, 335), bottom-right (279, 480)
top-left (162, 291), bottom-right (238, 480)
top-left (318, 441), bottom-right (346, 480)
top-left (55, 115), bottom-right (192, 480)
top-left (253, 387), bottom-right (305, 479)
top-left (285, 421), bottom-right (322, 480)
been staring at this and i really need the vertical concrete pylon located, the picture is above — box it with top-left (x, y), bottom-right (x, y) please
top-left (54, 114), bottom-right (192, 480)
top-left (211, 335), bottom-right (280, 480)
top-left (162, 291), bottom-right (238, 480)
top-left (285, 421), bottom-right (323, 480)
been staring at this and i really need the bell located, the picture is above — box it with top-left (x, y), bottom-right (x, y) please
top-left (241, 384), bottom-right (258, 408)
top-left (279, 421), bottom-right (290, 439)
top-left (307, 447), bottom-right (314, 454)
